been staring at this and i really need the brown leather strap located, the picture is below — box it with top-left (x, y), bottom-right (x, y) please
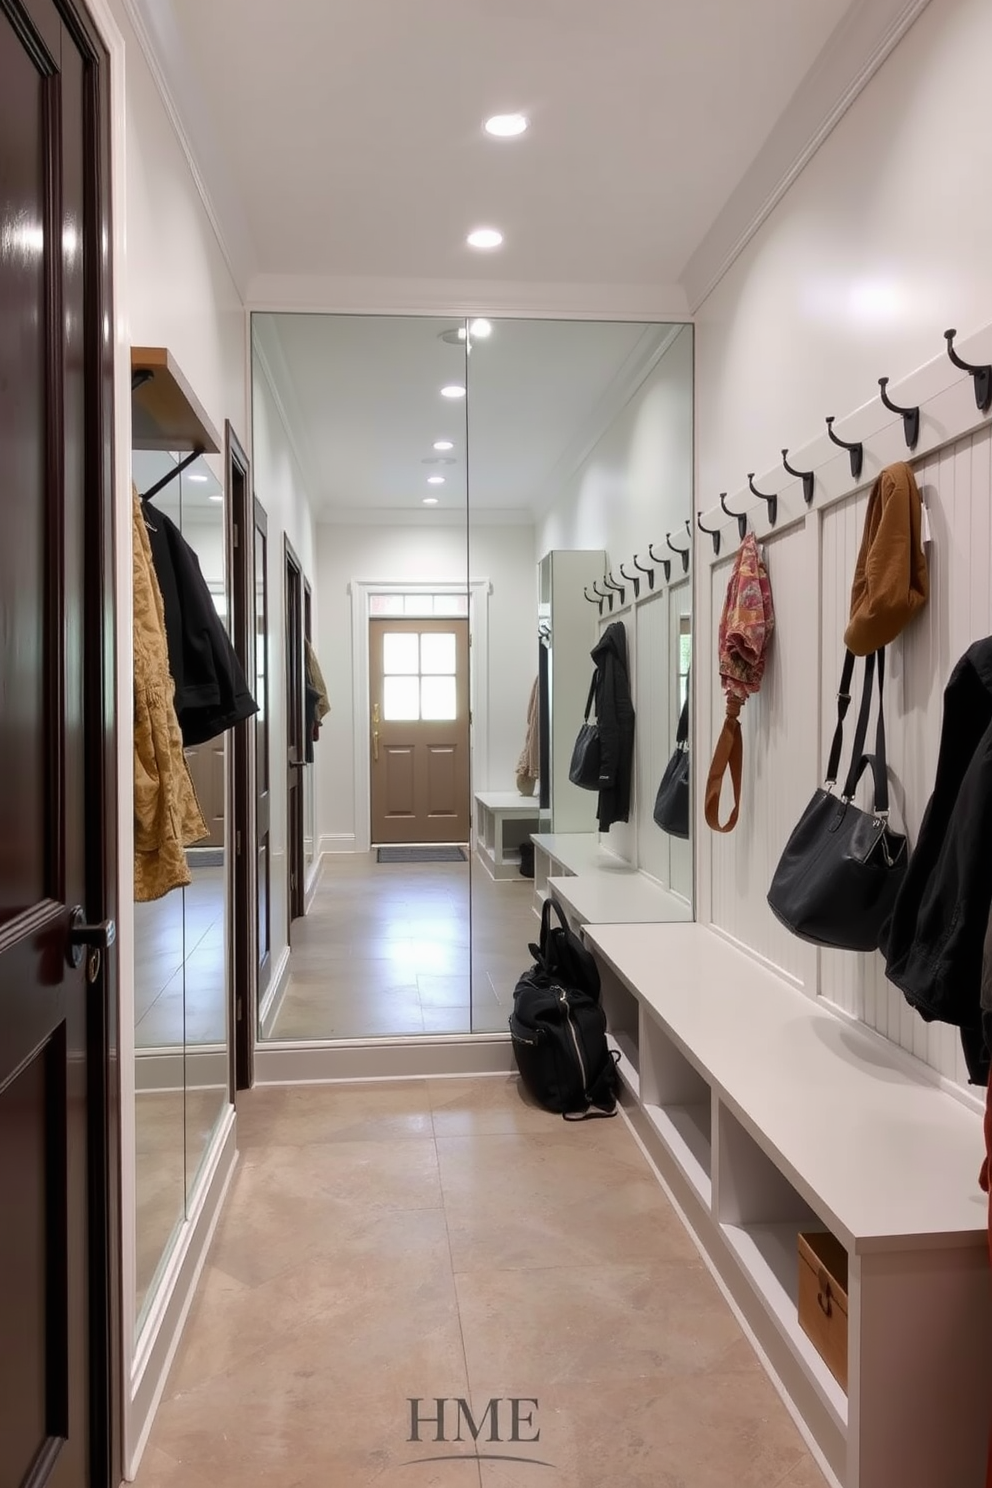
top-left (705, 698), bottom-right (744, 833)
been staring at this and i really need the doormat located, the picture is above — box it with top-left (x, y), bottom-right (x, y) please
top-left (376, 846), bottom-right (467, 864)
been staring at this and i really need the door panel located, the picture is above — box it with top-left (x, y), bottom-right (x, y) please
top-left (369, 618), bottom-right (470, 843)
top-left (254, 500), bottom-right (271, 1001)
top-left (0, 1), bottom-right (113, 1483)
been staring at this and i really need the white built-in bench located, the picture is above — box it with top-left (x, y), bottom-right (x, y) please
top-left (473, 791), bottom-right (549, 880)
top-left (532, 831), bottom-right (691, 927)
top-left (584, 920), bottom-right (991, 1488)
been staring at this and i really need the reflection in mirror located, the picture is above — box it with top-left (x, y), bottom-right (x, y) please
top-left (467, 321), bottom-right (694, 1031)
top-left (131, 450), bottom-right (230, 1330)
top-left (251, 314), bottom-right (471, 1041)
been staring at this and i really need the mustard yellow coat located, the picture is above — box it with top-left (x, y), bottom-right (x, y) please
top-left (133, 491), bottom-right (208, 901)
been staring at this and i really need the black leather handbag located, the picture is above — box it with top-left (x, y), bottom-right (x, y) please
top-left (568, 670), bottom-right (601, 790)
top-left (767, 648), bottom-right (908, 952)
top-left (653, 690), bottom-right (689, 838)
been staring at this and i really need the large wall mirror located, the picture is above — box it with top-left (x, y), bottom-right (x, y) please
top-left (130, 451), bottom-right (232, 1333)
top-left (251, 314), bottom-right (692, 1045)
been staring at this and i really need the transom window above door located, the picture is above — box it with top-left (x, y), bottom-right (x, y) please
top-left (382, 630), bottom-right (458, 720)
top-left (369, 592), bottom-right (468, 618)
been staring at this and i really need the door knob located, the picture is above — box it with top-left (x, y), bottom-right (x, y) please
top-left (67, 906), bottom-right (116, 969)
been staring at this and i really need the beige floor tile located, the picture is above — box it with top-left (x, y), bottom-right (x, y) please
top-left (457, 1261), bottom-right (744, 1385)
top-left (132, 1444), bottom-right (217, 1488)
top-left (774, 1455), bottom-right (831, 1486)
top-left (428, 1075), bottom-right (557, 1136)
top-left (235, 1080), bottom-right (434, 1147)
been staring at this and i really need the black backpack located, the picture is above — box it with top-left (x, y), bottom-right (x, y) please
top-left (509, 896), bottom-right (620, 1120)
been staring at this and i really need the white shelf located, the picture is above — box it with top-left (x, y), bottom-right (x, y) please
top-left (644, 1100), bottom-right (712, 1205)
top-left (722, 1221), bottom-right (848, 1428)
top-left (549, 872), bottom-right (692, 927)
top-left (474, 791), bottom-right (547, 882)
top-left (607, 1030), bottom-right (639, 1099)
top-left (531, 831), bottom-right (631, 877)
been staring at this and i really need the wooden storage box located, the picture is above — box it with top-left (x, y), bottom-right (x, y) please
top-left (797, 1230), bottom-right (849, 1391)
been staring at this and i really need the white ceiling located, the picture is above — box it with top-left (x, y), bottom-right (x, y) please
top-left (164, 0), bottom-right (854, 292)
top-left (254, 314), bottom-right (676, 520)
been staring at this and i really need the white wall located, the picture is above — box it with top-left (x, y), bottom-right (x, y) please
top-left (251, 357), bottom-right (318, 968)
top-left (314, 519), bottom-right (535, 847)
top-left (693, 0), bottom-right (992, 1094)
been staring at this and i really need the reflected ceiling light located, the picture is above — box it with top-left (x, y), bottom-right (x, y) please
top-left (439, 327), bottom-right (467, 345)
top-left (189, 473), bottom-right (209, 483)
top-left (467, 227), bottom-right (503, 250)
top-left (427, 475), bottom-right (446, 485)
top-left (209, 494), bottom-right (223, 503)
top-left (423, 497), bottom-right (439, 505)
top-left (469, 318), bottom-right (492, 339)
top-left (441, 384), bottom-right (466, 398)
top-left (422, 457), bottom-right (455, 466)
top-left (433, 440), bottom-right (454, 451)
top-left (485, 113), bottom-right (528, 138)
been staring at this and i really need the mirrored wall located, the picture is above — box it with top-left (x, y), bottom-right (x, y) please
top-left (251, 313), bottom-right (692, 1046)
top-left (131, 451), bottom-right (231, 1331)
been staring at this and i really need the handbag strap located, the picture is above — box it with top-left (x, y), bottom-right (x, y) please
top-left (824, 648), bottom-right (857, 786)
top-left (704, 703), bottom-right (743, 833)
top-left (675, 689), bottom-right (689, 750)
top-left (583, 669), bottom-right (598, 722)
top-left (839, 648), bottom-right (889, 814)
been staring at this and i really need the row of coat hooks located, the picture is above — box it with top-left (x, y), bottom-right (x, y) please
top-left (583, 521), bottom-right (693, 613)
top-left (695, 327), bottom-right (992, 556)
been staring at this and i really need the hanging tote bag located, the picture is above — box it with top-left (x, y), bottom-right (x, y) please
top-left (653, 688), bottom-right (690, 838)
top-left (767, 648), bottom-right (908, 952)
top-left (568, 670), bottom-right (601, 790)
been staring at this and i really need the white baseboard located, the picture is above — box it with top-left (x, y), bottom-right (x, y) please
top-left (126, 1108), bottom-right (238, 1479)
top-left (134, 1045), bottom-right (228, 1092)
top-left (319, 833), bottom-right (357, 854)
top-left (254, 1033), bottom-right (515, 1084)
top-left (258, 944), bottom-right (292, 1038)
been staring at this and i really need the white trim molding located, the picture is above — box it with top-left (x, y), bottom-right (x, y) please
top-left (349, 577), bottom-right (492, 854)
top-left (681, 0), bottom-right (933, 311)
top-left (254, 1034), bottom-right (515, 1085)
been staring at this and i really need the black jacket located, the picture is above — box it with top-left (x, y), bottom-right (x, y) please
top-left (590, 621), bottom-right (635, 832)
top-left (145, 501), bottom-right (258, 747)
top-left (883, 636), bottom-right (992, 1084)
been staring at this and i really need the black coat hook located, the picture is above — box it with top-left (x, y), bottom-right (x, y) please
top-left (825, 417), bottom-right (864, 480)
top-left (604, 572), bottom-right (625, 607)
top-left (719, 492), bottom-right (747, 542)
top-left (619, 562), bottom-right (640, 600)
top-left (696, 511), bottom-right (721, 556)
top-left (647, 543), bottom-right (671, 585)
top-left (747, 473), bottom-right (778, 527)
top-left (944, 329), bottom-right (992, 414)
top-left (878, 378), bottom-right (920, 450)
top-left (665, 530), bottom-right (690, 574)
top-left (632, 554), bottom-right (656, 591)
top-left (583, 587), bottom-right (600, 607)
top-left (591, 581), bottom-right (607, 614)
top-left (782, 449), bottom-right (814, 506)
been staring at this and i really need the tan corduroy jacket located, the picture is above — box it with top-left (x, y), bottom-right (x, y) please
top-left (133, 490), bottom-right (208, 901)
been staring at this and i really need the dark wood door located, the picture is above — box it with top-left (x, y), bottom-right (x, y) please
top-left (1, 1), bottom-right (117, 1485)
top-left (226, 424), bottom-right (253, 1088)
top-left (369, 618), bottom-right (470, 843)
top-left (254, 500), bottom-right (271, 1007)
top-left (284, 539), bottom-right (305, 931)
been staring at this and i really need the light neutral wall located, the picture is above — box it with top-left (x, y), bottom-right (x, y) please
top-left (112, 0), bottom-right (246, 448)
top-left (251, 359), bottom-right (318, 968)
top-left (693, 0), bottom-right (992, 1094)
top-left (314, 519), bottom-right (535, 847)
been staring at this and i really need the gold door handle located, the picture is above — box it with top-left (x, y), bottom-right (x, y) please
top-left (372, 702), bottom-right (380, 761)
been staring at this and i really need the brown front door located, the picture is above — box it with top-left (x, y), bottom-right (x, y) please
top-left (1, 1), bottom-right (117, 1485)
top-left (370, 618), bottom-right (470, 844)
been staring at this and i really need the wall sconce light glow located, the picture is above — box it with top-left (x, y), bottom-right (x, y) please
top-left (423, 497), bottom-right (439, 505)
top-left (189, 473), bottom-right (209, 482)
top-left (209, 494), bottom-right (223, 503)
top-left (441, 385), bottom-right (466, 399)
top-left (485, 113), bottom-right (528, 138)
top-left (427, 475), bottom-right (446, 485)
top-left (467, 227), bottom-right (503, 250)
top-left (469, 319), bottom-right (492, 339)
top-left (433, 440), bottom-right (454, 451)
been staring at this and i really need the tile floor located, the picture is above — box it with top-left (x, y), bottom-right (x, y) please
top-left (270, 852), bottom-right (538, 1040)
top-left (134, 1077), bottom-right (828, 1488)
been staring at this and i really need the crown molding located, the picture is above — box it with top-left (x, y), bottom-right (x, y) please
top-left (680, 0), bottom-right (933, 312)
top-left (246, 273), bottom-right (691, 323)
top-left (250, 319), bottom-right (322, 505)
top-left (120, 0), bottom-right (257, 298)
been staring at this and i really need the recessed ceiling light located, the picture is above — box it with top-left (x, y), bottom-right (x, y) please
top-left (423, 497), bottom-right (439, 506)
top-left (427, 476), bottom-right (446, 485)
top-left (209, 494), bottom-right (223, 503)
top-left (189, 473), bottom-right (208, 483)
top-left (485, 113), bottom-right (528, 138)
top-left (433, 440), bottom-right (454, 451)
top-left (467, 227), bottom-right (503, 250)
top-left (441, 384), bottom-right (466, 399)
top-left (469, 318), bottom-right (493, 339)
top-left (422, 457), bottom-right (455, 466)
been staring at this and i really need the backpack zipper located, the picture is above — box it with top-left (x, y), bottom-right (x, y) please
top-left (556, 985), bottom-right (588, 1092)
